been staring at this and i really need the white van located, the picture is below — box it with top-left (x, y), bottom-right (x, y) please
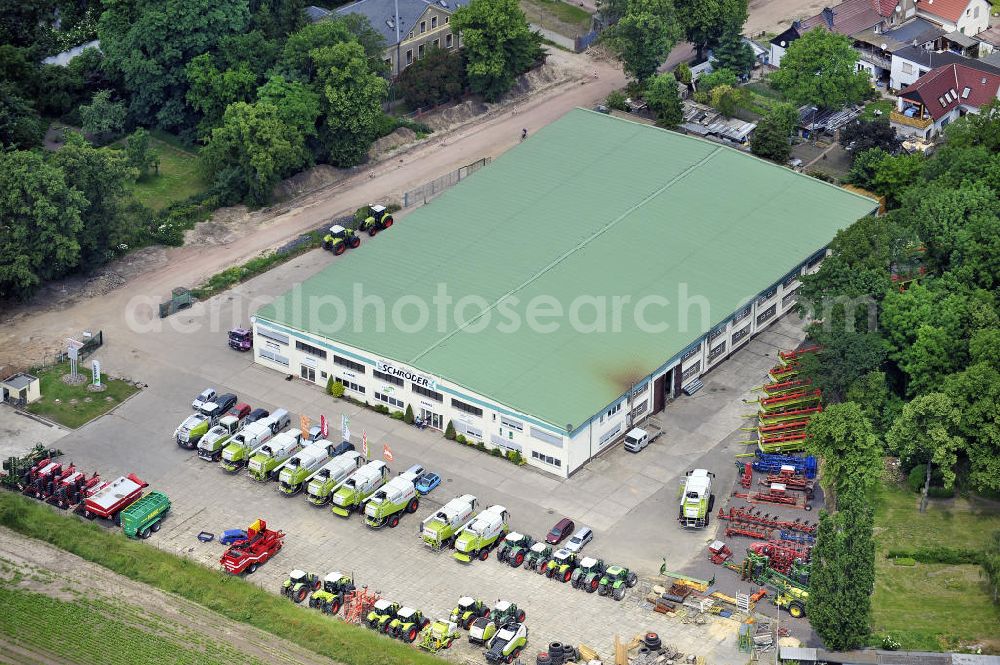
top-left (623, 428), bottom-right (649, 453)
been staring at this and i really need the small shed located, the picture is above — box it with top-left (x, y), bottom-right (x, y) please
top-left (2, 373), bottom-right (41, 406)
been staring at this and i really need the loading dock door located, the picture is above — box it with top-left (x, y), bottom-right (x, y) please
top-left (653, 374), bottom-right (666, 413)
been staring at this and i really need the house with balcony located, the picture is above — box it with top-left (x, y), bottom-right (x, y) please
top-left (891, 60), bottom-right (1000, 138)
top-left (915, 0), bottom-right (990, 35)
top-left (854, 18), bottom-right (944, 87)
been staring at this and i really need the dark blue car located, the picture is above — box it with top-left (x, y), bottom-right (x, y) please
top-left (415, 472), bottom-right (440, 494)
top-left (219, 529), bottom-right (247, 545)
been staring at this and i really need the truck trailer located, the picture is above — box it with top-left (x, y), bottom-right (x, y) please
top-left (120, 491), bottom-right (171, 539)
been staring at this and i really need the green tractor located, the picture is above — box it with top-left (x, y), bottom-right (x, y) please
top-left (366, 599), bottom-right (401, 633)
top-left (308, 571), bottom-right (355, 615)
top-left (525, 542), bottom-right (553, 573)
top-left (417, 620), bottom-right (460, 652)
top-left (280, 569), bottom-right (321, 603)
top-left (449, 596), bottom-right (490, 630)
top-left (497, 532), bottom-right (534, 568)
top-left (571, 557), bottom-right (606, 592)
top-left (597, 564), bottom-right (638, 600)
top-left (359, 204), bottom-right (394, 236)
top-left (544, 548), bottom-right (579, 582)
top-left (491, 600), bottom-right (526, 625)
top-left (485, 622), bottom-right (528, 664)
top-left (322, 224), bottom-right (361, 255)
top-left (389, 607), bottom-right (431, 642)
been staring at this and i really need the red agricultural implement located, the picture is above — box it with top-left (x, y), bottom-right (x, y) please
top-left (717, 506), bottom-right (816, 535)
top-left (758, 390), bottom-right (822, 413)
top-left (220, 519), bottom-right (285, 575)
top-left (740, 462), bottom-right (753, 489)
top-left (342, 586), bottom-right (380, 624)
top-left (79, 474), bottom-right (147, 523)
top-left (757, 419), bottom-right (811, 436)
top-left (778, 346), bottom-right (820, 365)
top-left (762, 472), bottom-right (815, 497)
top-left (760, 378), bottom-right (812, 396)
top-left (748, 541), bottom-right (811, 575)
top-left (708, 540), bottom-right (733, 564)
top-left (22, 459), bottom-right (66, 498)
top-left (768, 366), bottom-right (799, 382)
top-left (733, 483), bottom-right (809, 509)
top-left (52, 472), bottom-right (103, 509)
top-left (725, 524), bottom-right (774, 541)
top-left (757, 405), bottom-right (823, 426)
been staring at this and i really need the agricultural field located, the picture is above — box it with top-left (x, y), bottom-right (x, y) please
top-left (128, 136), bottom-right (209, 212)
top-left (26, 362), bottom-right (139, 429)
top-left (871, 484), bottom-right (1000, 652)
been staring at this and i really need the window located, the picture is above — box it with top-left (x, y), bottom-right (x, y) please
top-left (458, 423), bottom-right (482, 439)
top-left (756, 304), bottom-right (777, 324)
top-left (681, 345), bottom-right (701, 361)
top-left (598, 424), bottom-right (621, 447)
top-left (418, 44), bottom-right (425, 58)
top-left (406, 49), bottom-right (413, 64)
top-left (939, 96), bottom-right (947, 107)
top-left (336, 376), bottom-right (365, 394)
top-left (606, 403), bottom-right (621, 419)
top-left (732, 304), bottom-right (752, 324)
top-left (420, 20), bottom-right (426, 32)
top-left (531, 451), bottom-right (561, 467)
top-left (732, 325), bottom-right (750, 345)
top-left (295, 340), bottom-right (327, 359)
top-left (631, 383), bottom-right (648, 397)
top-left (630, 400), bottom-right (648, 418)
top-left (321, 371), bottom-right (328, 379)
top-left (384, 58), bottom-right (391, 69)
top-left (375, 392), bottom-right (404, 409)
top-left (782, 272), bottom-right (799, 290)
top-left (756, 287), bottom-right (777, 305)
top-left (682, 364), bottom-right (700, 381)
top-left (412, 384), bottom-right (443, 402)
top-left (445, 16), bottom-right (449, 23)
top-left (373, 370), bottom-right (404, 387)
top-left (452, 398), bottom-right (482, 417)
top-left (300, 365), bottom-right (316, 382)
top-left (433, 38), bottom-right (439, 47)
top-left (902, 62), bottom-right (913, 74)
top-left (782, 290), bottom-right (798, 307)
top-left (334, 355), bottom-right (366, 374)
top-left (500, 416), bottom-right (523, 432)
top-left (259, 348), bottom-right (289, 366)
top-left (446, 34), bottom-right (453, 48)
top-left (708, 342), bottom-right (726, 362)
top-left (708, 325), bottom-right (727, 341)
top-left (431, 16), bottom-right (437, 28)
top-left (962, 86), bottom-right (971, 99)
top-left (530, 427), bottom-right (563, 447)
top-left (257, 327), bottom-right (288, 345)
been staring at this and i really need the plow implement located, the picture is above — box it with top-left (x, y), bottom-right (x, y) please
top-left (756, 405), bottom-right (823, 425)
top-left (757, 390), bottom-right (822, 413)
top-left (717, 506), bottom-right (816, 535)
top-left (342, 586), bottom-right (380, 625)
top-left (757, 378), bottom-right (812, 396)
top-left (778, 346), bottom-right (820, 366)
top-left (768, 366), bottom-right (799, 382)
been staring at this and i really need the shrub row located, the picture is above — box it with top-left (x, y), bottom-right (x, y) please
top-left (190, 231), bottom-right (322, 300)
top-left (886, 546), bottom-right (983, 565)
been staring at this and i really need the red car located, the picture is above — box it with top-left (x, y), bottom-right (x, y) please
top-left (545, 517), bottom-right (575, 545)
top-left (229, 402), bottom-right (252, 421)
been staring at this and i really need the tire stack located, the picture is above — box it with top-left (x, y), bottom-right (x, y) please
top-left (537, 642), bottom-right (580, 664)
top-left (631, 633), bottom-right (682, 664)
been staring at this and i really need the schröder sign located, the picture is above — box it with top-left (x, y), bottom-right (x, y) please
top-left (376, 360), bottom-right (436, 389)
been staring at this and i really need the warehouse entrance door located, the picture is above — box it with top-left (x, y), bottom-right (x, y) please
top-left (653, 373), bottom-right (667, 413)
top-left (421, 409), bottom-right (443, 430)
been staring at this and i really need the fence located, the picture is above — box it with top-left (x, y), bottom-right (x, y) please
top-left (402, 157), bottom-right (490, 208)
top-left (55, 330), bottom-right (104, 364)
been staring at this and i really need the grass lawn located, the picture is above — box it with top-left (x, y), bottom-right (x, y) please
top-left (521, 0), bottom-right (592, 33)
top-left (861, 99), bottom-right (893, 120)
top-left (128, 137), bottom-right (208, 212)
top-left (26, 363), bottom-right (139, 429)
top-left (871, 483), bottom-right (1000, 652)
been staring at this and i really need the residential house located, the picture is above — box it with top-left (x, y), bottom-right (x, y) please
top-left (890, 44), bottom-right (988, 88)
top-left (325, 0), bottom-right (467, 77)
top-left (915, 0), bottom-right (990, 35)
top-left (940, 29), bottom-right (981, 55)
top-left (855, 18), bottom-right (944, 86)
top-left (975, 25), bottom-right (1000, 55)
top-left (890, 60), bottom-right (1000, 138)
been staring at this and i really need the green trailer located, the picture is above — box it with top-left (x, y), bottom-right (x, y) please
top-left (120, 491), bottom-right (171, 539)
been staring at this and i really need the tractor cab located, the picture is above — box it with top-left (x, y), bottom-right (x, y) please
top-left (578, 557), bottom-right (603, 574)
top-left (552, 549), bottom-right (575, 565)
top-left (289, 570), bottom-right (308, 585)
top-left (323, 225), bottom-right (361, 255)
top-left (323, 571), bottom-right (354, 594)
top-left (491, 600), bottom-right (525, 625)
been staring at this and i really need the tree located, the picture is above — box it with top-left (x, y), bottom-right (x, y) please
top-left (770, 29), bottom-right (870, 109)
top-left (597, 0), bottom-right (629, 24)
top-left (805, 402), bottom-right (883, 500)
top-left (249, 0), bottom-right (305, 39)
top-left (0, 0), bottom-right (57, 49)
top-left (886, 392), bottom-right (964, 512)
top-left (673, 0), bottom-right (747, 60)
top-left (35, 64), bottom-right (85, 117)
top-left (943, 363), bottom-right (1000, 493)
top-left (846, 370), bottom-right (902, 435)
top-left (397, 47), bottom-right (467, 109)
top-left (797, 332), bottom-right (888, 402)
top-left (847, 146), bottom-right (889, 190)
top-left (451, 0), bottom-right (543, 101)
top-left (201, 100), bottom-right (314, 206)
top-left (329, 380), bottom-right (345, 398)
top-left (696, 67), bottom-right (737, 92)
top-left (673, 62), bottom-right (692, 86)
top-left (98, 0), bottom-right (250, 130)
top-left (839, 117), bottom-right (901, 156)
top-left (606, 0), bottom-right (681, 82)
top-left (280, 19), bottom-right (365, 81)
top-left (403, 404), bottom-right (414, 425)
top-left (339, 14), bottom-right (391, 74)
top-left (217, 31), bottom-right (280, 77)
top-left (869, 152), bottom-right (923, 208)
top-left (125, 128), bottom-right (158, 176)
top-left (0, 150), bottom-right (86, 299)
top-left (185, 54), bottom-right (259, 136)
top-left (79, 90), bottom-right (126, 144)
top-left (312, 41), bottom-right (389, 165)
top-left (750, 103), bottom-right (798, 163)
top-left (807, 511), bottom-right (850, 647)
top-left (0, 82), bottom-right (43, 149)
top-left (256, 76), bottom-right (321, 135)
top-left (942, 98), bottom-right (1000, 152)
top-left (710, 84), bottom-right (745, 118)
top-left (445, 420), bottom-right (456, 439)
top-left (712, 29), bottom-right (755, 78)
top-left (645, 73), bottom-right (683, 127)
top-left (50, 133), bottom-right (139, 268)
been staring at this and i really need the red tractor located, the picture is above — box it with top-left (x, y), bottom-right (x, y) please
top-left (220, 519), bottom-right (285, 575)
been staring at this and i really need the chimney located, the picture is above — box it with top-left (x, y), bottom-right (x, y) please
top-left (822, 7), bottom-right (835, 28)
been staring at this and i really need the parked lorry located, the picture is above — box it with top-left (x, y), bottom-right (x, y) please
top-left (453, 505), bottom-right (510, 563)
top-left (248, 429), bottom-right (304, 481)
top-left (220, 519), bottom-right (284, 575)
top-left (305, 451), bottom-right (365, 505)
top-left (364, 475), bottom-right (419, 528)
top-left (277, 441), bottom-right (336, 496)
top-left (197, 414), bottom-right (245, 461)
top-left (219, 417), bottom-right (280, 473)
top-left (120, 491), bottom-right (171, 539)
top-left (678, 469), bottom-right (715, 528)
top-left (228, 327), bottom-right (253, 351)
top-left (331, 460), bottom-right (390, 517)
top-left (422, 494), bottom-right (478, 549)
top-left (79, 474), bottom-right (147, 523)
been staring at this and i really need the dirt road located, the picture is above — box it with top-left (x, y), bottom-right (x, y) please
top-left (0, 50), bottom-right (626, 372)
top-left (745, 0), bottom-right (830, 35)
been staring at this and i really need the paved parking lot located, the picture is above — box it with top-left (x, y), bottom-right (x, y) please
top-left (8, 247), bottom-right (813, 662)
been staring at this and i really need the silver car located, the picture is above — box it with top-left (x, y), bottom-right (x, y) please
top-left (564, 526), bottom-right (593, 553)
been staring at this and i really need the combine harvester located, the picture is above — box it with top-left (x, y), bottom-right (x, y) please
top-left (305, 451), bottom-right (365, 505)
top-left (331, 460), bottom-right (389, 517)
top-left (422, 494), bottom-right (478, 549)
top-left (277, 440), bottom-right (336, 496)
top-left (219, 415), bottom-right (281, 472)
top-left (248, 429), bottom-right (304, 481)
top-left (364, 474), bottom-right (420, 528)
top-left (78, 474), bottom-right (147, 523)
top-left (453, 505), bottom-right (510, 563)
top-left (197, 413), bottom-right (246, 461)
top-left (220, 519), bottom-right (285, 575)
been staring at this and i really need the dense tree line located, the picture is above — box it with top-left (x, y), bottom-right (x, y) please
top-left (798, 102), bottom-right (1000, 646)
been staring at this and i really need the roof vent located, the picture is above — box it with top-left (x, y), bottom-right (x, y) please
top-left (386, 18), bottom-right (395, 28)
top-left (439, 0), bottom-right (448, 6)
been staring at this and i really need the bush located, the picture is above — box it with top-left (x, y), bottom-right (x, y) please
top-left (397, 46), bottom-right (467, 109)
top-left (390, 410), bottom-right (404, 420)
top-left (325, 376), bottom-right (335, 395)
top-left (887, 546), bottom-right (982, 565)
top-left (506, 450), bottom-right (524, 465)
top-left (403, 405), bottom-right (414, 425)
top-left (445, 420), bottom-right (456, 440)
top-left (455, 434), bottom-right (466, 444)
top-left (882, 635), bottom-right (901, 650)
top-left (475, 441), bottom-right (486, 451)
top-left (606, 90), bottom-right (628, 111)
top-left (906, 464), bottom-right (955, 497)
top-left (697, 67), bottom-right (738, 93)
top-left (330, 381), bottom-right (345, 398)
top-left (376, 405), bottom-right (390, 415)
top-left (490, 447), bottom-right (502, 457)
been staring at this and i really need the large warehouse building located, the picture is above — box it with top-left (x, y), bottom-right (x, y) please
top-left (253, 109), bottom-right (877, 477)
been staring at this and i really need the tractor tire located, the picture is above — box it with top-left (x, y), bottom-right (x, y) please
top-left (627, 572), bottom-right (638, 587)
top-left (589, 578), bottom-right (599, 593)
top-left (517, 610), bottom-right (526, 622)
top-left (247, 563), bottom-right (258, 574)
top-left (384, 218), bottom-right (393, 228)
top-left (313, 578), bottom-right (322, 591)
top-left (498, 546), bottom-right (510, 563)
top-left (151, 521), bottom-right (161, 533)
top-left (536, 560), bottom-right (549, 575)
top-left (329, 598), bottom-right (342, 615)
top-left (597, 585), bottom-right (607, 596)
top-left (571, 576), bottom-right (582, 589)
top-left (788, 601), bottom-right (806, 618)
top-left (295, 588), bottom-right (307, 603)
top-left (644, 633), bottom-right (661, 650)
top-left (407, 628), bottom-right (418, 643)
top-left (464, 617), bottom-right (474, 630)
top-left (388, 514), bottom-right (400, 528)
top-left (334, 243), bottom-right (346, 256)
top-left (323, 241), bottom-right (332, 251)
top-left (537, 653), bottom-right (551, 665)
top-left (368, 227), bottom-right (378, 237)
top-left (562, 644), bottom-right (576, 661)
top-left (406, 498), bottom-right (419, 513)
top-left (563, 570), bottom-right (572, 583)
top-left (139, 527), bottom-right (151, 539)
top-left (704, 513), bottom-right (711, 527)
top-left (511, 552), bottom-right (525, 568)
top-left (349, 236), bottom-right (361, 248)
top-left (708, 494), bottom-right (715, 512)
top-left (478, 549), bottom-right (490, 561)
top-left (613, 586), bottom-right (626, 601)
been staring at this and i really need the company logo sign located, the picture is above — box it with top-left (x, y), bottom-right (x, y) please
top-left (375, 361), bottom-right (436, 389)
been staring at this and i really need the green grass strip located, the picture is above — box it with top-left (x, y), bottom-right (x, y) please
top-left (0, 492), bottom-right (447, 665)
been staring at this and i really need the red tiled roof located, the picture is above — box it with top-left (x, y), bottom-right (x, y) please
top-left (800, 0), bottom-right (885, 36)
top-left (899, 62), bottom-right (1000, 119)
top-left (917, 0), bottom-right (970, 23)
top-left (875, 0), bottom-right (899, 16)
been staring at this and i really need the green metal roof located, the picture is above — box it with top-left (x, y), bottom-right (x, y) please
top-left (257, 109), bottom-right (876, 430)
